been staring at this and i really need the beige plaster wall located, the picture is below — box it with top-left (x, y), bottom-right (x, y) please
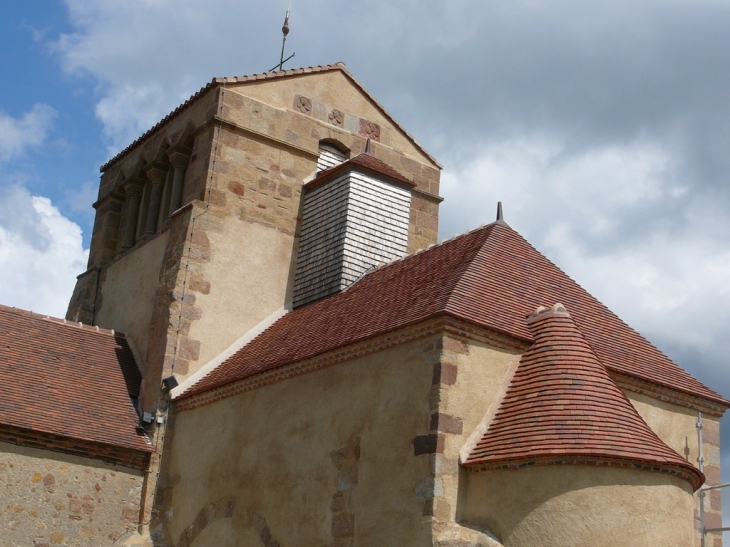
top-left (0, 441), bottom-right (144, 547)
top-left (461, 465), bottom-right (695, 547)
top-left (95, 232), bottom-right (169, 365)
top-left (230, 70), bottom-right (439, 168)
top-left (189, 220), bottom-right (296, 368)
top-left (432, 335), bottom-right (523, 526)
top-left (156, 335), bottom-right (442, 547)
top-left (625, 390), bottom-right (723, 546)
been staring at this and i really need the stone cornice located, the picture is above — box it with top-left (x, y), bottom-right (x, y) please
top-left (192, 115), bottom-right (320, 159)
top-left (412, 187), bottom-right (444, 203)
top-left (175, 315), bottom-right (528, 412)
top-left (465, 455), bottom-right (704, 492)
top-left (92, 191), bottom-right (125, 210)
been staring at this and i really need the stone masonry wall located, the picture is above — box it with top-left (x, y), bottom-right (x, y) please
top-left (0, 441), bottom-right (144, 547)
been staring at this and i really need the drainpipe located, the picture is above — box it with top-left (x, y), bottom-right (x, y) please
top-left (698, 412), bottom-right (705, 547)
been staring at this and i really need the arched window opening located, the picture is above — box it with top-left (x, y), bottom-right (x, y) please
top-left (317, 141), bottom-right (348, 173)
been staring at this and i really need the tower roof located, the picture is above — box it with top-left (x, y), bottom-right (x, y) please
top-left (176, 222), bottom-right (729, 410)
top-left (462, 304), bottom-right (704, 490)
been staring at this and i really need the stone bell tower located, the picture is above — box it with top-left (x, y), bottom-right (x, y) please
top-left (66, 63), bottom-right (442, 412)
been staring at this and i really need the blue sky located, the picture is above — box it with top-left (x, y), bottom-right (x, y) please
top-left (0, 0), bottom-right (104, 237)
top-left (2, 0), bottom-right (730, 531)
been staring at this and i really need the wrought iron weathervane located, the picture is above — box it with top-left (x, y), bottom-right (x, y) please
top-left (270, 4), bottom-right (295, 72)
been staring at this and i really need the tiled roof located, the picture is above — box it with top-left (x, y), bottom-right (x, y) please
top-left (462, 304), bottom-right (704, 490)
top-left (177, 223), bottom-right (729, 408)
top-left (303, 153), bottom-right (416, 190)
top-left (0, 305), bottom-right (152, 463)
top-left (100, 63), bottom-right (440, 172)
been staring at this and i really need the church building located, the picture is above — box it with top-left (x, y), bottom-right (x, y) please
top-left (0, 63), bottom-right (727, 547)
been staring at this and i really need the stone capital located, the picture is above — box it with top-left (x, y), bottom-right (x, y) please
top-left (122, 178), bottom-right (145, 199)
top-left (144, 162), bottom-right (169, 185)
top-left (167, 146), bottom-right (192, 169)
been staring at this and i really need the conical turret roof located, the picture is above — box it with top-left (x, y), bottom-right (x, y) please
top-left (463, 304), bottom-right (704, 490)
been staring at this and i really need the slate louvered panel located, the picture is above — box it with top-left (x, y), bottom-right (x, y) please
top-left (293, 173), bottom-right (351, 307)
top-left (293, 169), bottom-right (411, 308)
top-left (317, 147), bottom-right (347, 173)
top-left (343, 174), bottom-right (410, 276)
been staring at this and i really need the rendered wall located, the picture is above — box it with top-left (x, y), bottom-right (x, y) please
top-left (625, 390), bottom-right (723, 546)
top-left (422, 332), bottom-right (711, 547)
top-left (95, 231), bottom-right (169, 364)
top-left (154, 335), bottom-right (444, 547)
top-left (425, 332), bottom-right (526, 544)
top-left (461, 465), bottom-right (695, 547)
top-left (0, 441), bottom-right (144, 547)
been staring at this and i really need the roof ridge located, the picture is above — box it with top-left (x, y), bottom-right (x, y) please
top-left (463, 303), bottom-right (704, 490)
top-left (353, 222), bottom-right (497, 285)
top-left (0, 304), bottom-right (121, 337)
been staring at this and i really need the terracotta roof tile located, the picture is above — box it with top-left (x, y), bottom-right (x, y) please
top-left (0, 305), bottom-right (152, 461)
top-left (462, 305), bottom-right (704, 490)
top-left (177, 223), bottom-right (729, 408)
top-left (101, 63), bottom-right (440, 173)
top-left (303, 153), bottom-right (415, 190)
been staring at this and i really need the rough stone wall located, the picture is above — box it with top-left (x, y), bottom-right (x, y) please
top-left (0, 441), bottom-right (144, 547)
top-left (153, 334), bottom-right (444, 546)
top-left (625, 391), bottom-right (723, 547)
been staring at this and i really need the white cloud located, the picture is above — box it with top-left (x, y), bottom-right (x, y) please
top-left (54, 0), bottom-right (277, 152)
top-left (0, 186), bottom-right (88, 318)
top-left (0, 105), bottom-right (57, 162)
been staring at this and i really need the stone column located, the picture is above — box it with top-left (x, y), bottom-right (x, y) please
top-left (167, 147), bottom-right (191, 214)
top-left (122, 180), bottom-right (144, 250)
top-left (143, 163), bottom-right (168, 236)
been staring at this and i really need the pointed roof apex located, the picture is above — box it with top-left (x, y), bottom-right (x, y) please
top-left (364, 138), bottom-right (374, 156)
top-left (494, 201), bottom-right (509, 227)
top-left (464, 304), bottom-right (704, 490)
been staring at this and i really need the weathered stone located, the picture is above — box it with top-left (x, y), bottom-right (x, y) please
top-left (430, 413), bottom-right (464, 435)
top-left (331, 513), bottom-right (354, 538)
top-left (122, 506), bottom-right (139, 521)
top-left (433, 362), bottom-right (458, 386)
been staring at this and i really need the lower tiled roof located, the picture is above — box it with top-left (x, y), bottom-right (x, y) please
top-left (462, 305), bottom-right (704, 490)
top-left (177, 223), bottom-right (729, 408)
top-left (0, 306), bottom-right (152, 465)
